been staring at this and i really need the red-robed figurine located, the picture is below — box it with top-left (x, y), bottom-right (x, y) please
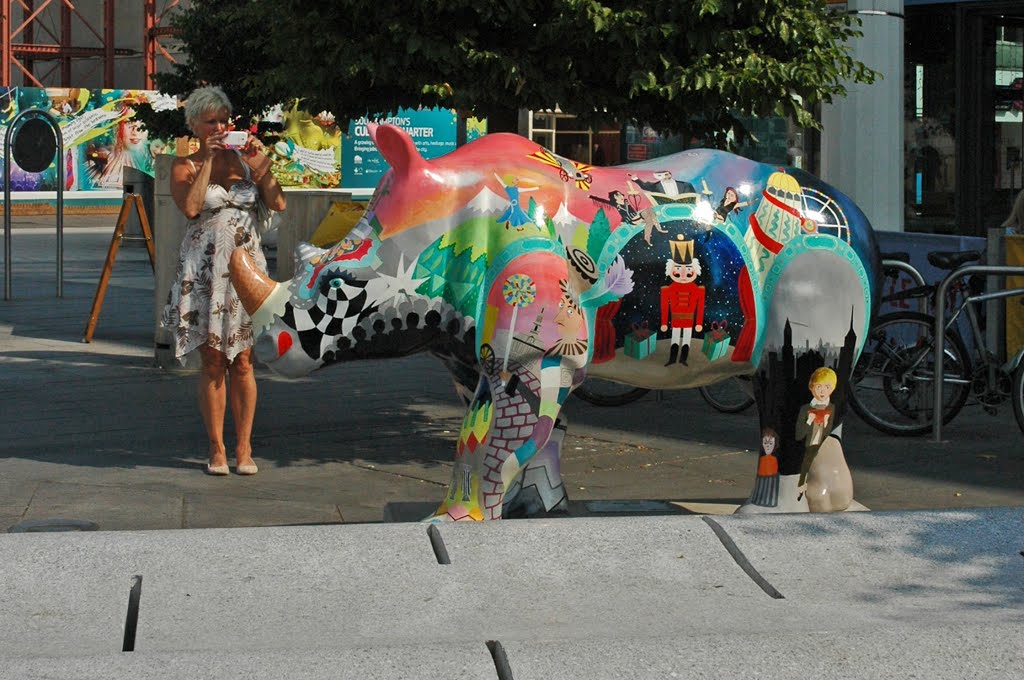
top-left (659, 236), bottom-right (705, 366)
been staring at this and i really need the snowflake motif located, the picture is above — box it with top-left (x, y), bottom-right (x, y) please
top-left (364, 254), bottom-right (430, 308)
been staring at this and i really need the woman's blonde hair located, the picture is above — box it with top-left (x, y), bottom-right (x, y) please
top-left (183, 85), bottom-right (232, 131)
top-left (1002, 189), bottom-right (1024, 229)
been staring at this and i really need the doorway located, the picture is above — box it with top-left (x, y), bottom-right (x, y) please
top-left (957, 4), bottom-right (1024, 235)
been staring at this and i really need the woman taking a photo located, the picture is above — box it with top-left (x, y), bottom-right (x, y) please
top-left (161, 86), bottom-right (286, 476)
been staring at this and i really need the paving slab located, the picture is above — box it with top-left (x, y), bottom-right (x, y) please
top-left (18, 482), bottom-right (183, 531)
top-left (0, 478), bottom-right (36, 517)
top-left (3, 221), bottom-right (1024, 527)
top-left (426, 516), bottom-right (775, 641)
top-left (0, 644), bottom-right (499, 680)
top-left (2, 516), bottom-right (763, 656)
top-left (1, 506), bottom-right (1023, 677)
top-left (181, 492), bottom-right (342, 529)
top-left (501, 625), bottom-right (1024, 680)
top-left (130, 525), bottom-right (448, 653)
top-left (0, 514), bottom-right (26, 532)
top-left (0, 536), bottom-right (138, 656)
top-left (0, 524), bottom-right (443, 656)
top-left (710, 507), bottom-right (1024, 627)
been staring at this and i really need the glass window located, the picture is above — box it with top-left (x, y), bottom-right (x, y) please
top-left (531, 130), bottom-right (554, 152)
top-left (554, 132), bottom-right (590, 162)
top-left (904, 4), bottom-right (957, 233)
top-left (995, 23), bottom-right (1024, 208)
top-left (532, 112), bottom-right (555, 131)
top-left (529, 111), bottom-right (620, 165)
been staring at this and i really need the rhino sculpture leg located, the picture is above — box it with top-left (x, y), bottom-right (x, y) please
top-left (737, 254), bottom-right (861, 514)
top-left (803, 426), bottom-right (853, 512)
top-left (431, 368), bottom-right (569, 522)
top-left (503, 416), bottom-right (570, 517)
top-left (430, 254), bottom-right (584, 522)
top-left (740, 368), bottom-right (855, 514)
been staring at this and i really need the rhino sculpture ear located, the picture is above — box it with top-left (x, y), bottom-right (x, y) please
top-left (368, 123), bottom-right (426, 178)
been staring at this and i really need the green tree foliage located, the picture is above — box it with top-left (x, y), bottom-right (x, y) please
top-left (151, 0), bottom-right (874, 145)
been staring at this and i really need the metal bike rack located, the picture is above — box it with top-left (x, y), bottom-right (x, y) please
top-left (932, 264), bottom-right (1024, 442)
top-left (882, 258), bottom-right (928, 313)
top-left (3, 108), bottom-right (66, 300)
top-left (882, 258), bottom-right (927, 288)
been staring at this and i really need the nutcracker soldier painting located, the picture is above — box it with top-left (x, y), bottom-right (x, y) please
top-left (659, 236), bottom-right (706, 366)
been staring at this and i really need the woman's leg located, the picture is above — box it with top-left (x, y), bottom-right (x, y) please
top-left (228, 347), bottom-right (257, 468)
top-left (197, 345), bottom-right (229, 469)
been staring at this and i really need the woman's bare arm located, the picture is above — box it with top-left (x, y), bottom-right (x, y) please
top-left (170, 156), bottom-right (213, 220)
top-left (242, 135), bottom-right (286, 212)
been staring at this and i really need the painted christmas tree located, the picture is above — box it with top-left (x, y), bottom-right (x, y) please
top-left (414, 216), bottom-right (538, 317)
top-left (585, 206), bottom-right (612, 262)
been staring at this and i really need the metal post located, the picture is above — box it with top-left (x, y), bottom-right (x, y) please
top-left (4, 120), bottom-right (15, 301)
top-left (2, 108), bottom-right (65, 300)
top-left (1, 0), bottom-right (11, 86)
top-left (103, 0), bottom-right (115, 88)
top-left (55, 121), bottom-right (64, 297)
top-left (931, 264), bottom-right (1024, 442)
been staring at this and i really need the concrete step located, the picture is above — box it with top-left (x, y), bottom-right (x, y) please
top-left (1, 508), bottom-right (1021, 677)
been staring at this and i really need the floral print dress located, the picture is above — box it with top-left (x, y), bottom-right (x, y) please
top-left (161, 160), bottom-right (268, 363)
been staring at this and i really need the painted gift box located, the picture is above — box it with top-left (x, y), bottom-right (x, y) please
top-left (701, 320), bottom-right (731, 361)
top-left (624, 321), bottom-right (656, 360)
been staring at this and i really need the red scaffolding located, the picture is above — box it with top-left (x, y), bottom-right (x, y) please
top-left (1, 0), bottom-right (182, 89)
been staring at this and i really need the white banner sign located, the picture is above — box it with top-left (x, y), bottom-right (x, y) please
top-left (289, 146), bottom-right (337, 174)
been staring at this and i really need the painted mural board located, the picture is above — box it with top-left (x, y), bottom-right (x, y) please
top-left (1, 87), bottom-right (178, 192)
top-left (3, 90), bottom-right (482, 194)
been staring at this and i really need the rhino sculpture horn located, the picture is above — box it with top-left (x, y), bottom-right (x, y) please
top-left (368, 123), bottom-right (426, 179)
top-left (229, 247), bottom-right (276, 315)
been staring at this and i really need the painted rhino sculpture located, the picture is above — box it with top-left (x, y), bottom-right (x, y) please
top-left (230, 124), bottom-right (880, 521)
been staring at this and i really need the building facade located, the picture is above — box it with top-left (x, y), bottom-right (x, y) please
top-left (904, 0), bottom-right (1024, 236)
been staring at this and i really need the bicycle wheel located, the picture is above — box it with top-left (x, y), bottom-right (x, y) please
top-left (573, 378), bottom-right (650, 407)
top-left (697, 377), bottom-right (755, 414)
top-left (849, 311), bottom-right (971, 436)
top-left (1012, 360), bottom-right (1024, 436)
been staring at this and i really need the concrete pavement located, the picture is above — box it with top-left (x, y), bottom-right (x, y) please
top-left (1, 215), bottom-right (1023, 532)
top-left (2, 507), bottom-right (1021, 678)
top-left (2, 214), bottom-right (1024, 532)
top-left (2, 214), bottom-right (1024, 678)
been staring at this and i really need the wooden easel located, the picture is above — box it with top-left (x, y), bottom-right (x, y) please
top-left (82, 192), bottom-right (156, 343)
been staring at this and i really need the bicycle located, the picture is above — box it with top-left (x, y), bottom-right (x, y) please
top-left (849, 250), bottom-right (1024, 436)
top-left (878, 250), bottom-right (927, 313)
top-left (572, 375), bottom-right (754, 412)
top-left (571, 378), bottom-right (650, 407)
